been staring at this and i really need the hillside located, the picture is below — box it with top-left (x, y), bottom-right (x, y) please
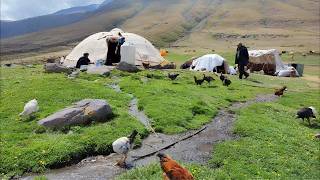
top-left (53, 4), bottom-right (99, 15)
top-left (1, 0), bottom-right (319, 57)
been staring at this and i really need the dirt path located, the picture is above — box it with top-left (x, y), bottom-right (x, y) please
top-left (22, 93), bottom-right (278, 180)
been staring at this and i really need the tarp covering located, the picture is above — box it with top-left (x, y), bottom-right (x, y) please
top-left (63, 28), bottom-right (165, 67)
top-left (190, 54), bottom-right (229, 73)
top-left (248, 49), bottom-right (299, 77)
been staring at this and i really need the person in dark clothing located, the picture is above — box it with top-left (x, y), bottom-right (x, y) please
top-left (235, 43), bottom-right (250, 79)
top-left (76, 53), bottom-right (91, 68)
top-left (115, 32), bottom-right (125, 64)
top-left (105, 37), bottom-right (119, 65)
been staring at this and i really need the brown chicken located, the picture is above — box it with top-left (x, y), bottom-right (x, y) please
top-left (157, 153), bottom-right (194, 180)
top-left (275, 86), bottom-right (287, 96)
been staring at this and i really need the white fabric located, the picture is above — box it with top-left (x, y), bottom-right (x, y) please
top-left (112, 137), bottom-right (130, 155)
top-left (249, 49), bottom-right (299, 76)
top-left (63, 28), bottom-right (164, 67)
top-left (190, 54), bottom-right (225, 72)
top-left (228, 66), bottom-right (237, 75)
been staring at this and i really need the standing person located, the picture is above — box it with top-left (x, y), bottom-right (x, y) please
top-left (105, 37), bottom-right (118, 65)
top-left (115, 32), bottom-right (126, 63)
top-left (76, 53), bottom-right (91, 68)
top-left (235, 43), bottom-right (250, 79)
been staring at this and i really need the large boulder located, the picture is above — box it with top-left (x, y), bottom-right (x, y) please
top-left (116, 62), bottom-right (140, 73)
top-left (38, 99), bottom-right (113, 128)
top-left (44, 63), bottom-right (71, 73)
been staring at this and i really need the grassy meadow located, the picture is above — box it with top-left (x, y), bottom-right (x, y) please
top-left (0, 52), bottom-right (319, 179)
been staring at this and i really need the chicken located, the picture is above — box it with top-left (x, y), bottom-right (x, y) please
top-left (219, 73), bottom-right (226, 82)
top-left (168, 73), bottom-right (180, 81)
top-left (203, 74), bottom-right (215, 84)
top-left (112, 130), bottom-right (138, 167)
top-left (297, 107), bottom-right (317, 125)
top-left (157, 153), bottom-right (194, 180)
top-left (275, 86), bottom-right (287, 96)
top-left (223, 78), bottom-right (232, 87)
top-left (19, 99), bottom-right (39, 117)
top-left (194, 76), bottom-right (205, 85)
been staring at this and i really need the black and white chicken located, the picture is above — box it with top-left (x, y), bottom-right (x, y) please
top-left (112, 130), bottom-right (138, 167)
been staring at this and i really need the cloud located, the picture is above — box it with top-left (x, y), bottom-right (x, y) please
top-left (0, 0), bottom-right (104, 20)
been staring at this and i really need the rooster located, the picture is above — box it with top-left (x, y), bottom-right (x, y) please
top-left (19, 99), bottom-right (39, 118)
top-left (157, 153), bottom-right (194, 180)
top-left (194, 76), bottom-right (205, 85)
top-left (203, 74), bottom-right (215, 84)
top-left (168, 73), bottom-right (180, 81)
top-left (297, 107), bottom-right (317, 125)
top-left (275, 86), bottom-right (287, 96)
top-left (223, 78), bottom-right (232, 87)
top-left (112, 130), bottom-right (138, 167)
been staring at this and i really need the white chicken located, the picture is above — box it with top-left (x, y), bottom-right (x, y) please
top-left (112, 130), bottom-right (138, 167)
top-left (19, 99), bottom-right (39, 117)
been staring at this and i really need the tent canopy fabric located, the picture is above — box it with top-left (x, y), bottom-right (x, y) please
top-left (63, 28), bottom-right (165, 67)
top-left (248, 49), bottom-right (299, 76)
top-left (190, 54), bottom-right (229, 73)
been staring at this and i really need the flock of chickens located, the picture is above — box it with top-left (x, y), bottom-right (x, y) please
top-left (168, 72), bottom-right (232, 87)
top-left (17, 71), bottom-right (318, 180)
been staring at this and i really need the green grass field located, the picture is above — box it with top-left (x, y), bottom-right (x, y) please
top-left (0, 53), bottom-right (319, 179)
top-left (118, 91), bottom-right (320, 179)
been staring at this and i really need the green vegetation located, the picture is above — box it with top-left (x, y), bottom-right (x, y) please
top-left (0, 67), bottom-right (147, 178)
top-left (0, 53), bottom-right (319, 178)
top-left (118, 91), bottom-right (320, 179)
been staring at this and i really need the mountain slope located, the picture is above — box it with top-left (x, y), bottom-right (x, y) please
top-left (53, 4), bottom-right (99, 15)
top-left (1, 0), bottom-right (319, 55)
top-left (0, 13), bottom-right (89, 39)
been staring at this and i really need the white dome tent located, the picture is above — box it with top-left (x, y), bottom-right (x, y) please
top-left (190, 54), bottom-right (230, 73)
top-left (63, 28), bottom-right (165, 67)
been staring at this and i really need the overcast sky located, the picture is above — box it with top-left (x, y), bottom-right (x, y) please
top-left (0, 0), bottom-right (104, 21)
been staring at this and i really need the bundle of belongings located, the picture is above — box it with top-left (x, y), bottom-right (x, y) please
top-left (142, 60), bottom-right (176, 69)
top-left (248, 49), bottom-right (299, 77)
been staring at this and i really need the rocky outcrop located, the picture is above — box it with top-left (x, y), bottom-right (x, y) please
top-left (44, 63), bottom-right (71, 73)
top-left (38, 99), bottom-right (113, 128)
top-left (116, 62), bottom-right (140, 73)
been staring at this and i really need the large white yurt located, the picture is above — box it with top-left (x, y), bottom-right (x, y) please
top-left (63, 28), bottom-right (165, 67)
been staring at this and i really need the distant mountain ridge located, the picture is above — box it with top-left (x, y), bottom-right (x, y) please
top-left (1, 0), bottom-right (319, 54)
top-left (0, 0), bottom-right (114, 39)
top-left (53, 4), bottom-right (99, 15)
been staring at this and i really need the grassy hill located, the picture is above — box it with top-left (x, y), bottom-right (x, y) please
top-left (1, 0), bottom-right (319, 59)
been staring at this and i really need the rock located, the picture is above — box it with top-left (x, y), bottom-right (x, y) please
top-left (116, 61), bottom-right (140, 73)
top-left (38, 99), bottom-right (113, 128)
top-left (44, 63), bottom-right (71, 73)
top-left (87, 66), bottom-right (111, 76)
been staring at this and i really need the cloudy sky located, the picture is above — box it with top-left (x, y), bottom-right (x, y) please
top-left (1, 0), bottom-right (105, 21)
